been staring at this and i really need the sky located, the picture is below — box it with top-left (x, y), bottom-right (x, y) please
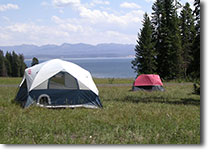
top-left (0, 0), bottom-right (194, 46)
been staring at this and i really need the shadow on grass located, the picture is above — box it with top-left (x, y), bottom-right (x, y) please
top-left (119, 96), bottom-right (200, 106)
top-left (11, 99), bottom-right (25, 108)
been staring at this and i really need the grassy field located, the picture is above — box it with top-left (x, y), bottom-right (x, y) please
top-left (0, 77), bottom-right (22, 85)
top-left (0, 77), bottom-right (200, 144)
top-left (93, 78), bottom-right (134, 84)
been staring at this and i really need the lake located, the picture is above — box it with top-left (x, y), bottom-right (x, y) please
top-left (25, 57), bottom-right (136, 78)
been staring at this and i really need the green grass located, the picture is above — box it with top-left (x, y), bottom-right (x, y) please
top-left (93, 78), bottom-right (134, 84)
top-left (0, 78), bottom-right (200, 144)
top-left (0, 77), bottom-right (22, 85)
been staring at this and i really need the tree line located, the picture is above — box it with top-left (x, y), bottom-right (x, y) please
top-left (132, 0), bottom-right (200, 80)
top-left (0, 49), bottom-right (39, 77)
top-left (0, 50), bottom-right (27, 77)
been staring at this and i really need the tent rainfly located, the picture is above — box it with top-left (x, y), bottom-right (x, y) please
top-left (132, 74), bottom-right (164, 91)
top-left (15, 59), bottom-right (102, 108)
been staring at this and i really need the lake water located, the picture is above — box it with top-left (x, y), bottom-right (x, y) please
top-left (25, 57), bottom-right (136, 78)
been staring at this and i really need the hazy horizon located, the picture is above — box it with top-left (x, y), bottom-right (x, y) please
top-left (0, 42), bottom-right (135, 47)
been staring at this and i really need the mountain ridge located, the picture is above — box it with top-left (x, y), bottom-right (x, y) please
top-left (0, 43), bottom-right (135, 59)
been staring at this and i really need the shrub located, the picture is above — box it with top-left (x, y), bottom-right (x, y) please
top-left (108, 78), bottom-right (115, 84)
top-left (193, 81), bottom-right (200, 95)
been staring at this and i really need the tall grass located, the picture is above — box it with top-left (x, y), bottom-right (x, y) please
top-left (0, 78), bottom-right (200, 144)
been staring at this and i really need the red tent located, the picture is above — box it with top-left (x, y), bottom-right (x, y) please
top-left (133, 74), bottom-right (164, 91)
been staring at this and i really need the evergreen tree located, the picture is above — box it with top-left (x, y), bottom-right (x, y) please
top-left (31, 57), bottom-right (39, 66)
top-left (19, 54), bottom-right (27, 77)
top-left (152, 0), bottom-right (183, 79)
top-left (0, 50), bottom-right (4, 76)
top-left (152, 0), bottom-right (163, 41)
top-left (11, 51), bottom-right (21, 77)
top-left (5, 52), bottom-right (12, 76)
top-left (180, 2), bottom-right (196, 78)
top-left (132, 13), bottom-right (156, 75)
top-left (4, 51), bottom-right (27, 77)
top-left (189, 0), bottom-right (200, 79)
top-left (0, 50), bottom-right (7, 77)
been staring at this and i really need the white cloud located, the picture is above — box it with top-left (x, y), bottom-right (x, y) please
top-left (80, 7), bottom-right (143, 25)
top-left (93, 0), bottom-right (109, 5)
top-left (144, 0), bottom-right (155, 3)
top-left (0, 26), bottom-right (11, 41)
top-left (60, 23), bottom-right (83, 32)
top-left (52, 0), bottom-right (81, 7)
top-left (0, 23), bottom-right (71, 45)
top-left (59, 9), bottom-right (64, 13)
top-left (52, 0), bottom-right (143, 26)
top-left (51, 15), bottom-right (63, 23)
top-left (41, 1), bottom-right (50, 6)
top-left (6, 23), bottom-right (70, 37)
top-left (7, 23), bottom-right (30, 33)
top-left (120, 2), bottom-right (141, 9)
top-left (51, 16), bottom-right (83, 32)
top-left (90, 0), bottom-right (110, 6)
top-left (52, 0), bottom-right (109, 8)
top-left (0, 3), bottom-right (19, 12)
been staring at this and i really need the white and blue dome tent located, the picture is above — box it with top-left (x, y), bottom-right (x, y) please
top-left (15, 59), bottom-right (102, 108)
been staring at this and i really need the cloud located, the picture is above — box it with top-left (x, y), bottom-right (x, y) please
top-left (51, 0), bottom-right (143, 26)
top-left (77, 7), bottom-right (143, 26)
top-left (0, 20), bottom-right (137, 46)
top-left (52, 0), bottom-right (81, 7)
top-left (0, 0), bottom-right (144, 45)
top-left (144, 0), bottom-right (155, 3)
top-left (0, 26), bottom-right (11, 41)
top-left (41, 1), bottom-right (50, 6)
top-left (90, 0), bottom-right (110, 6)
top-left (49, 12), bottom-right (141, 44)
top-left (0, 23), bottom-right (70, 45)
top-left (7, 23), bottom-right (30, 33)
top-left (52, 0), bottom-right (109, 8)
top-left (51, 16), bottom-right (83, 32)
top-left (0, 3), bottom-right (19, 12)
top-left (120, 2), bottom-right (141, 9)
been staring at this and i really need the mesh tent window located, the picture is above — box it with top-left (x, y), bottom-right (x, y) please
top-left (48, 72), bottom-right (79, 90)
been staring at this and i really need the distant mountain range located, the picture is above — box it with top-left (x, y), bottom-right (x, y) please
top-left (0, 43), bottom-right (135, 59)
